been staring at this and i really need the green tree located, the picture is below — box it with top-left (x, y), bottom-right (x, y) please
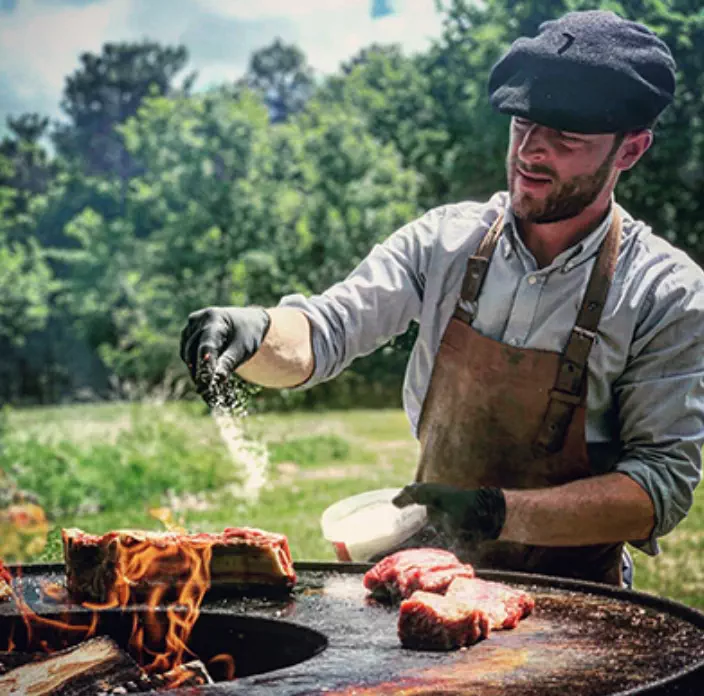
top-left (574, 0), bottom-right (704, 263)
top-left (0, 159), bottom-right (52, 347)
top-left (0, 114), bottom-right (54, 232)
top-left (53, 41), bottom-right (192, 179)
top-left (239, 39), bottom-right (316, 123)
top-left (268, 99), bottom-right (421, 296)
top-left (57, 88), bottom-right (274, 385)
top-left (320, 44), bottom-right (452, 208)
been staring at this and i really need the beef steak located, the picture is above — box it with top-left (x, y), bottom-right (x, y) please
top-left (363, 549), bottom-right (475, 601)
top-left (398, 590), bottom-right (491, 650)
top-left (398, 576), bottom-right (535, 650)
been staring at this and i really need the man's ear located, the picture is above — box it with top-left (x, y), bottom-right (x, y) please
top-left (615, 130), bottom-right (653, 171)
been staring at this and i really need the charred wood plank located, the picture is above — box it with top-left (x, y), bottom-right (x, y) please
top-left (147, 659), bottom-right (214, 689)
top-left (0, 650), bottom-right (45, 675)
top-left (0, 637), bottom-right (151, 695)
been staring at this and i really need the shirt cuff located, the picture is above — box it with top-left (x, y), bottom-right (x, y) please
top-left (615, 460), bottom-right (663, 557)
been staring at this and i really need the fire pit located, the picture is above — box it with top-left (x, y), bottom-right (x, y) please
top-left (0, 607), bottom-right (327, 684)
top-left (2, 562), bottom-right (704, 695)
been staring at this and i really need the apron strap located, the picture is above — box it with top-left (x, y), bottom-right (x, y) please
top-left (453, 213), bottom-right (505, 323)
top-left (535, 209), bottom-right (623, 453)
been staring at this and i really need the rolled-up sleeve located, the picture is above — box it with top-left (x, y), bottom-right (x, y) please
top-left (614, 262), bottom-right (704, 555)
top-left (278, 210), bottom-right (440, 387)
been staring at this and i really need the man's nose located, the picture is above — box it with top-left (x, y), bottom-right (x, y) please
top-left (517, 124), bottom-right (549, 162)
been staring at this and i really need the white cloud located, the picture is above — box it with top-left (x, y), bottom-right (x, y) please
top-left (194, 0), bottom-right (363, 21)
top-left (297, 0), bottom-right (443, 74)
top-left (0, 0), bottom-right (444, 130)
top-left (193, 0), bottom-right (443, 74)
top-left (0, 0), bottom-right (134, 119)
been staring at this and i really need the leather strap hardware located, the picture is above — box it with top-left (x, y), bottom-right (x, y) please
top-left (534, 210), bottom-right (622, 453)
top-left (548, 389), bottom-right (583, 406)
top-left (461, 256), bottom-right (490, 306)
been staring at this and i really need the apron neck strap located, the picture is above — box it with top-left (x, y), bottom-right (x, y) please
top-left (535, 208), bottom-right (623, 453)
top-left (451, 206), bottom-right (623, 454)
top-left (454, 213), bottom-right (505, 323)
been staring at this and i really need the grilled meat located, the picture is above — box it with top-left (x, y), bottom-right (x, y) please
top-left (62, 527), bottom-right (296, 603)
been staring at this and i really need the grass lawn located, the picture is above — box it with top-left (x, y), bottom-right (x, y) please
top-left (3, 401), bottom-right (703, 610)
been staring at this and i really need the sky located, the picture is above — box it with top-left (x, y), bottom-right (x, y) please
top-left (0, 0), bottom-right (445, 133)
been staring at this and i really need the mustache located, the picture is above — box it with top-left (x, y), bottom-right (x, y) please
top-left (510, 158), bottom-right (555, 179)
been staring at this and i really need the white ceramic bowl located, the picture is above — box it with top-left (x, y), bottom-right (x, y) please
top-left (320, 488), bottom-right (428, 562)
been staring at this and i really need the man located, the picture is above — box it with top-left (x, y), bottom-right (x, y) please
top-left (180, 11), bottom-right (704, 587)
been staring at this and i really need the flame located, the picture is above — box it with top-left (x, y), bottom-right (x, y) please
top-left (2, 526), bottom-right (230, 687)
top-left (75, 533), bottom-right (215, 675)
top-left (40, 581), bottom-right (69, 603)
top-left (209, 653), bottom-right (236, 681)
top-left (2, 565), bottom-right (100, 652)
top-left (123, 539), bottom-right (210, 673)
top-left (149, 507), bottom-right (187, 534)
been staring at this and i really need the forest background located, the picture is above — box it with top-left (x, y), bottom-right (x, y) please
top-left (2, 0), bottom-right (703, 410)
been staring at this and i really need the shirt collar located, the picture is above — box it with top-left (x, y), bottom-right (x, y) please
top-left (501, 199), bottom-right (614, 272)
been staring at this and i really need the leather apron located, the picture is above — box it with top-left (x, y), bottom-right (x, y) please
top-left (414, 210), bottom-right (624, 586)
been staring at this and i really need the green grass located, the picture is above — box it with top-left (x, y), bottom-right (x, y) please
top-left (2, 401), bottom-right (702, 610)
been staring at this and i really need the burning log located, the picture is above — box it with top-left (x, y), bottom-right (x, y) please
top-left (0, 637), bottom-right (151, 695)
top-left (0, 637), bottom-right (216, 694)
top-left (0, 650), bottom-right (45, 674)
top-left (148, 659), bottom-right (215, 689)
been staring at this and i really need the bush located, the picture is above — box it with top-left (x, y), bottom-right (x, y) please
top-left (0, 411), bottom-right (242, 519)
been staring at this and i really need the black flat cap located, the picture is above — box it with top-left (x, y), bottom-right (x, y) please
top-left (488, 10), bottom-right (676, 134)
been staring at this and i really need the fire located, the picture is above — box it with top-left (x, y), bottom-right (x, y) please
top-left (2, 523), bottom-right (235, 685)
top-left (90, 535), bottom-right (214, 674)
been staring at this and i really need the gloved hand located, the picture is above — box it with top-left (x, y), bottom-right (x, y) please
top-left (179, 306), bottom-right (271, 396)
top-left (393, 483), bottom-right (506, 543)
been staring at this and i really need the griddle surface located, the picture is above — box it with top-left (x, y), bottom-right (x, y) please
top-left (2, 564), bottom-right (703, 695)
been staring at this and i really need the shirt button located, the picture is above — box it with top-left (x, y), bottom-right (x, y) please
top-left (528, 275), bottom-right (537, 285)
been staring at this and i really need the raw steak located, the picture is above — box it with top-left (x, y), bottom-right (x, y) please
top-left (62, 527), bottom-right (296, 602)
top-left (398, 590), bottom-right (491, 650)
top-left (445, 576), bottom-right (535, 629)
top-left (363, 549), bottom-right (475, 601)
top-left (398, 576), bottom-right (535, 650)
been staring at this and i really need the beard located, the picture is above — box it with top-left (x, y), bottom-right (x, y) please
top-left (508, 146), bottom-right (618, 224)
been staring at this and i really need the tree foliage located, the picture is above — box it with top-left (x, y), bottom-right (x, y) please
top-left (239, 39), bottom-right (316, 123)
top-left (1, 0), bottom-right (702, 404)
top-left (0, 158), bottom-right (52, 346)
top-left (54, 42), bottom-right (191, 178)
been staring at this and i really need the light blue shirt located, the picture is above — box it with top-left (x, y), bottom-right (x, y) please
top-left (279, 192), bottom-right (704, 554)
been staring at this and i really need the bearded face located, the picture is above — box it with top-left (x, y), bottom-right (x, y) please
top-left (507, 120), bottom-right (623, 224)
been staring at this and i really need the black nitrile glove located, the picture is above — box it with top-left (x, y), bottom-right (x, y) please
top-left (393, 483), bottom-right (506, 543)
top-left (179, 306), bottom-right (270, 398)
